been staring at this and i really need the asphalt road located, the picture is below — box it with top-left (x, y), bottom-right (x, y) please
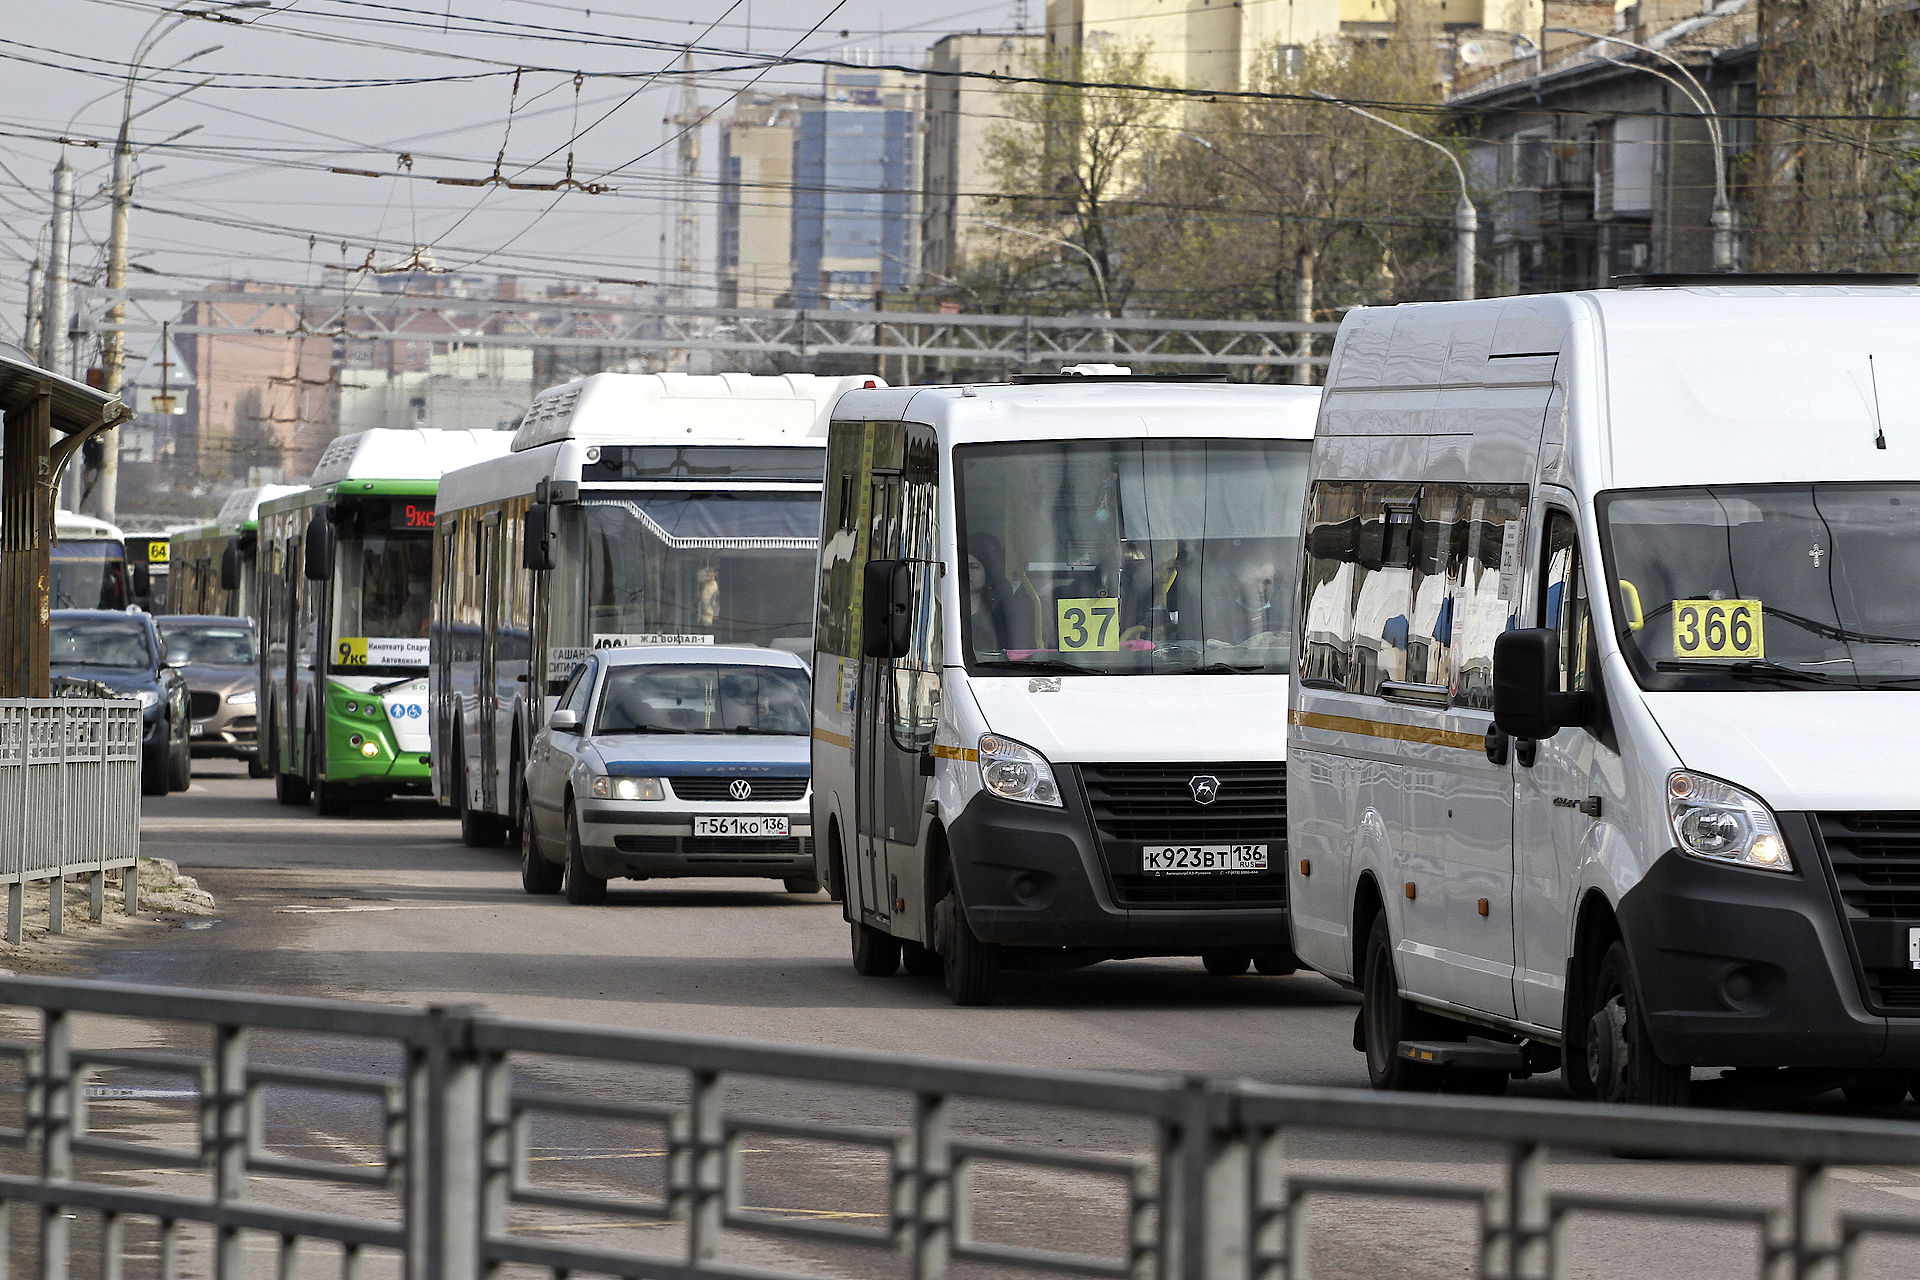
top-left (17, 765), bottom-right (1920, 1279)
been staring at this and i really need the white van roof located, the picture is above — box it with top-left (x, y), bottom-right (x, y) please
top-left (54, 510), bottom-right (122, 540)
top-left (511, 372), bottom-right (884, 453)
top-left (1326, 282), bottom-right (1920, 490)
top-left (309, 428), bottom-right (514, 485)
top-left (831, 380), bottom-right (1323, 444)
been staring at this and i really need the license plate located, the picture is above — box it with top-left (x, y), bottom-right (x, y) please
top-left (1910, 926), bottom-right (1920, 971)
top-left (191, 721), bottom-right (207, 737)
top-left (1141, 844), bottom-right (1268, 875)
top-left (695, 815), bottom-right (790, 838)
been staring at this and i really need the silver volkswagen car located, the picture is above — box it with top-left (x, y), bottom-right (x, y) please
top-left (519, 645), bottom-right (814, 904)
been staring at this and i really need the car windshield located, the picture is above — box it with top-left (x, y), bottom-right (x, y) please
top-left (1602, 484), bottom-right (1920, 690)
top-left (593, 664), bottom-right (811, 735)
top-left (955, 438), bottom-right (1310, 675)
top-left (51, 617), bottom-right (153, 670)
top-left (158, 623), bottom-right (256, 667)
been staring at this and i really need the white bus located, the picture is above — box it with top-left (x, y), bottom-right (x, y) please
top-left (1288, 280), bottom-right (1920, 1104)
top-left (51, 511), bottom-right (129, 611)
top-left (431, 371), bottom-right (881, 850)
top-left (811, 375), bottom-right (1321, 1005)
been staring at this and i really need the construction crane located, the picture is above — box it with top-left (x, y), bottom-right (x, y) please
top-left (668, 52), bottom-right (701, 310)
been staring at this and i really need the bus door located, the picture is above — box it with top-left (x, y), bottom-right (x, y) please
top-left (855, 428), bottom-right (942, 934)
top-left (477, 512), bottom-right (503, 812)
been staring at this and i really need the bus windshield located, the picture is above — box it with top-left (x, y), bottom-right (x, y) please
top-left (956, 438), bottom-right (1310, 675)
top-left (580, 494), bottom-right (819, 652)
top-left (51, 543), bottom-right (128, 611)
top-left (332, 499), bottom-right (434, 671)
top-left (1602, 483), bottom-right (1920, 691)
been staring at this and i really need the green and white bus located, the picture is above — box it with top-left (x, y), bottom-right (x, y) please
top-left (257, 428), bottom-right (511, 814)
top-left (168, 484), bottom-right (302, 617)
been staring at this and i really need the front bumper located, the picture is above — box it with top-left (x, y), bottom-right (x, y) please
top-left (577, 800), bottom-right (813, 879)
top-left (190, 706), bottom-right (257, 757)
top-left (945, 785), bottom-right (1291, 954)
top-left (1618, 818), bottom-right (1920, 1069)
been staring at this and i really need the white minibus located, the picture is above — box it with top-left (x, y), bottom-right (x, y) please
top-left (1287, 279), bottom-right (1920, 1104)
top-left (812, 375), bottom-right (1321, 1004)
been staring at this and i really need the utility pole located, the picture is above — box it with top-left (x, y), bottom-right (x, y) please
top-left (41, 160), bottom-right (73, 376)
top-left (97, 139), bottom-right (133, 523)
top-left (24, 255), bottom-right (44, 358)
top-left (1293, 246), bottom-right (1314, 386)
top-left (670, 53), bottom-right (701, 311)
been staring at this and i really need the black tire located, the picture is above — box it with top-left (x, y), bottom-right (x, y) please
top-left (1202, 951), bottom-right (1252, 976)
top-left (783, 874), bottom-right (822, 895)
top-left (314, 776), bottom-right (351, 816)
top-left (850, 919), bottom-right (901, 976)
top-left (1254, 952), bottom-right (1298, 977)
top-left (902, 941), bottom-right (942, 977)
top-left (140, 745), bottom-right (169, 797)
top-left (562, 803), bottom-right (607, 905)
top-left (519, 788), bottom-right (563, 895)
top-left (942, 893), bottom-right (1000, 1006)
top-left (1577, 941), bottom-right (1690, 1106)
top-left (1440, 1068), bottom-right (1510, 1097)
top-left (246, 752), bottom-right (270, 780)
top-left (168, 727), bottom-right (191, 792)
top-left (456, 748), bottom-right (508, 847)
top-left (275, 768), bottom-right (309, 805)
top-left (1360, 913), bottom-right (1442, 1092)
top-left (1842, 1078), bottom-right (1909, 1108)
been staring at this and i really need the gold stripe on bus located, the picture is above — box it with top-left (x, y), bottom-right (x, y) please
top-left (1287, 709), bottom-right (1485, 753)
top-left (930, 743), bottom-right (979, 762)
top-left (812, 727), bottom-right (853, 750)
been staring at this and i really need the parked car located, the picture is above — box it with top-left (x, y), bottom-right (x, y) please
top-left (50, 609), bottom-right (190, 796)
top-left (157, 615), bottom-right (264, 776)
top-left (520, 645), bottom-right (814, 904)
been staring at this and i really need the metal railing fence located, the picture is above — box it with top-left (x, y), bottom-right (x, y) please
top-left (0, 975), bottom-right (1916, 1279)
top-left (0, 701), bottom-right (140, 941)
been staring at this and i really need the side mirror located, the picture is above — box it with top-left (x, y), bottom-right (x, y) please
top-left (220, 542), bottom-right (241, 592)
top-left (548, 709), bottom-right (580, 733)
top-left (523, 504), bottom-right (554, 571)
top-left (164, 647), bottom-right (190, 668)
top-left (132, 563), bottom-right (152, 597)
top-left (1493, 628), bottom-right (1588, 741)
top-left (861, 559), bottom-right (912, 660)
top-left (303, 511), bottom-right (336, 581)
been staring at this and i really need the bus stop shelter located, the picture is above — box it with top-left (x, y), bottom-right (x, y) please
top-left (0, 345), bottom-right (131, 698)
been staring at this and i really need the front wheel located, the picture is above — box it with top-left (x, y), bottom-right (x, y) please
top-left (850, 920), bottom-right (900, 976)
top-left (247, 752), bottom-right (270, 780)
top-left (562, 803), bottom-right (607, 905)
top-left (783, 874), bottom-right (821, 895)
top-left (168, 729), bottom-right (191, 792)
top-left (942, 894), bottom-right (1000, 1007)
top-left (140, 745), bottom-right (170, 797)
top-left (1360, 914), bottom-right (1440, 1092)
top-left (902, 940), bottom-right (942, 977)
top-left (519, 789), bottom-right (563, 895)
top-left (1576, 941), bottom-right (1689, 1106)
top-left (311, 735), bottom-right (349, 816)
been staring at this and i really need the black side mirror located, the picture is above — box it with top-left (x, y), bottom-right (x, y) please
top-left (220, 542), bottom-right (241, 591)
top-left (1493, 628), bottom-right (1588, 741)
top-left (303, 510), bottom-right (336, 581)
top-left (132, 563), bottom-right (152, 597)
top-left (523, 504), bottom-right (554, 571)
top-left (861, 559), bottom-right (912, 660)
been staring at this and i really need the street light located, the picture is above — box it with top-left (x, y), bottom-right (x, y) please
top-left (1309, 91), bottom-right (1477, 300)
top-left (95, 0), bottom-right (268, 523)
top-left (972, 218), bottom-right (1113, 317)
top-left (1539, 27), bottom-right (1733, 272)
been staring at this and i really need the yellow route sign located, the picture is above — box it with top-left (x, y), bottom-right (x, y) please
top-left (1672, 599), bottom-right (1763, 660)
top-left (1055, 597), bottom-right (1119, 652)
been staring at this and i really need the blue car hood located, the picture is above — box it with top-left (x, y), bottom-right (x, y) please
top-left (586, 733), bottom-right (810, 777)
top-left (49, 667), bottom-right (158, 697)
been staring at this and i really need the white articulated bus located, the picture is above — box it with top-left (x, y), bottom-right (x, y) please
top-left (811, 376), bottom-right (1321, 1005)
top-left (1288, 278), bottom-right (1920, 1105)
top-left (431, 371), bottom-right (881, 851)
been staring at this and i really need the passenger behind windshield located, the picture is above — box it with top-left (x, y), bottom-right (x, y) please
top-left (595, 664), bottom-right (811, 735)
top-left (51, 617), bottom-right (154, 670)
top-left (158, 623), bottom-right (257, 668)
top-left (957, 439), bottom-right (1309, 674)
top-left (1604, 484), bottom-right (1920, 689)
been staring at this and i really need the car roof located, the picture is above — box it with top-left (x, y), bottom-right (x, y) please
top-left (593, 645), bottom-right (807, 670)
top-left (157, 614), bottom-right (254, 627)
top-left (52, 609), bottom-right (153, 627)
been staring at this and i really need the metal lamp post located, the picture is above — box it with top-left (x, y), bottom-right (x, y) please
top-left (974, 218), bottom-right (1116, 352)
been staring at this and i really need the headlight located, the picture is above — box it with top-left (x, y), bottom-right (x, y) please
top-left (227, 689), bottom-right (256, 707)
top-left (1667, 771), bottom-right (1791, 872)
top-left (977, 734), bottom-right (1061, 807)
top-left (591, 776), bottom-right (663, 801)
top-left (134, 689), bottom-right (161, 710)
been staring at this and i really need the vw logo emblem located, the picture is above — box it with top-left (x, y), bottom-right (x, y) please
top-left (729, 779), bottom-right (753, 801)
top-left (1189, 775), bottom-right (1220, 806)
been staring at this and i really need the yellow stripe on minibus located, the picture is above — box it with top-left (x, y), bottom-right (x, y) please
top-left (1287, 709), bottom-right (1485, 753)
top-left (930, 743), bottom-right (979, 762)
top-left (812, 728), bottom-right (852, 750)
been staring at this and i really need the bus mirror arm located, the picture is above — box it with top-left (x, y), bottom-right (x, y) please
top-left (918, 752), bottom-right (935, 778)
top-left (861, 560), bottom-right (912, 660)
top-left (523, 505), bottom-right (555, 572)
top-left (219, 542), bottom-right (241, 592)
top-left (303, 511), bottom-right (336, 582)
top-left (1492, 628), bottom-right (1592, 747)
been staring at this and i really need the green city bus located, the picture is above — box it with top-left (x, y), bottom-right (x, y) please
top-left (256, 428), bottom-right (510, 814)
top-left (168, 484), bottom-right (302, 617)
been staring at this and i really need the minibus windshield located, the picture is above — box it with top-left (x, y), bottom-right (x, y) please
top-left (1602, 484), bottom-right (1920, 690)
top-left (956, 439), bottom-right (1309, 675)
top-left (594, 664), bottom-right (811, 735)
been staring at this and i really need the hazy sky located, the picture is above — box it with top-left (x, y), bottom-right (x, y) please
top-left (0, 0), bottom-right (1028, 350)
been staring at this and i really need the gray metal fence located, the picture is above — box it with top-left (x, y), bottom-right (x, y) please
top-left (0, 975), bottom-right (1917, 1279)
top-left (0, 701), bottom-right (140, 941)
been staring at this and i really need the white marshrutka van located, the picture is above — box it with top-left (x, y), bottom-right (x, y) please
top-left (812, 378), bottom-right (1321, 1005)
top-left (1288, 280), bottom-right (1920, 1104)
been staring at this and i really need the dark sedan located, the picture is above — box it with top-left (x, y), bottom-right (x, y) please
top-left (50, 610), bottom-right (191, 796)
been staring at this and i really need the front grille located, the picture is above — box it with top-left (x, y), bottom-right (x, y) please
top-left (1819, 812), bottom-right (1920, 1013)
top-left (188, 691), bottom-right (221, 719)
top-left (1078, 763), bottom-right (1288, 909)
top-left (667, 776), bottom-right (808, 802)
top-left (613, 834), bottom-right (813, 861)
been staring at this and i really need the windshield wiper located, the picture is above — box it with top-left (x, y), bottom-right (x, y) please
top-left (596, 724), bottom-right (690, 735)
top-left (1655, 660), bottom-right (1854, 686)
top-left (1173, 661), bottom-right (1265, 674)
top-left (727, 726), bottom-right (802, 735)
top-left (972, 658), bottom-right (1098, 675)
